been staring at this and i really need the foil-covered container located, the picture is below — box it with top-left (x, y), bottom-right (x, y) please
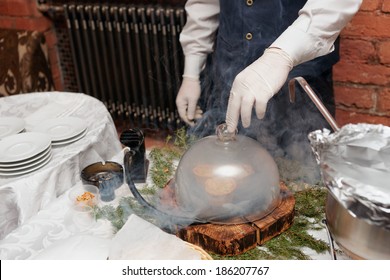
top-left (309, 123), bottom-right (390, 230)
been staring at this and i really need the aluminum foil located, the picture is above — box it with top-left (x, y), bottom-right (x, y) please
top-left (309, 123), bottom-right (390, 230)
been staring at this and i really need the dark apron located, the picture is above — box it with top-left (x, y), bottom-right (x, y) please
top-left (189, 0), bottom-right (339, 182)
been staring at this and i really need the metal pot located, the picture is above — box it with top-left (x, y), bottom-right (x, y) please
top-left (325, 192), bottom-right (390, 259)
top-left (290, 77), bottom-right (390, 260)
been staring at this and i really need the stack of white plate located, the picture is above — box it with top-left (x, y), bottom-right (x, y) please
top-left (32, 117), bottom-right (87, 146)
top-left (0, 117), bottom-right (26, 140)
top-left (0, 132), bottom-right (52, 177)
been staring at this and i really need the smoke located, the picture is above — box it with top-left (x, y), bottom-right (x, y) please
top-left (118, 73), bottom-right (334, 233)
top-left (185, 53), bottom-right (335, 186)
top-left (118, 55), bottom-right (336, 233)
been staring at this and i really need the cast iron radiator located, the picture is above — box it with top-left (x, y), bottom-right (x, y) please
top-left (50, 2), bottom-right (186, 131)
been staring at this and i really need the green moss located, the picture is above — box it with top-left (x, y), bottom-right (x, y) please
top-left (294, 186), bottom-right (327, 222)
top-left (147, 127), bottom-right (195, 189)
top-left (148, 147), bottom-right (178, 189)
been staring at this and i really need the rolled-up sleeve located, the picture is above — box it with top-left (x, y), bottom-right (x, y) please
top-left (180, 0), bottom-right (220, 57)
top-left (271, 0), bottom-right (363, 66)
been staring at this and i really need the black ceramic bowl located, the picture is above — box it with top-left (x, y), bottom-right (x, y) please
top-left (81, 161), bottom-right (124, 192)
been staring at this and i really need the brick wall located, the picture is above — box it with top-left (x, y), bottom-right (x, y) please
top-left (1, 0), bottom-right (389, 126)
top-left (334, 0), bottom-right (390, 126)
top-left (0, 0), bottom-right (63, 90)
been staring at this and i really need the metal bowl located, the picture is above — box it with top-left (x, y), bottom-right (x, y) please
top-left (326, 192), bottom-right (390, 259)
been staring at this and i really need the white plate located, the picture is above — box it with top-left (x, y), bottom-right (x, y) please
top-left (0, 149), bottom-right (52, 172)
top-left (0, 132), bottom-right (51, 163)
top-left (52, 128), bottom-right (87, 146)
top-left (32, 117), bottom-right (87, 142)
top-left (0, 145), bottom-right (51, 168)
top-left (0, 117), bottom-right (25, 139)
top-left (0, 152), bottom-right (52, 177)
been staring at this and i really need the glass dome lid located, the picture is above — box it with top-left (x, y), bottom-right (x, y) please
top-left (174, 124), bottom-right (281, 224)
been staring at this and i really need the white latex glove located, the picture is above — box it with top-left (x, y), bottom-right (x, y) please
top-left (226, 48), bottom-right (293, 132)
top-left (176, 77), bottom-right (203, 126)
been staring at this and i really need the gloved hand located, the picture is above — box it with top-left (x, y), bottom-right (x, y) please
top-left (176, 77), bottom-right (203, 126)
top-left (176, 54), bottom-right (206, 126)
top-left (226, 47), bottom-right (293, 132)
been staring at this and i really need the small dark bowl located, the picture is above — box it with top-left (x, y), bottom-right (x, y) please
top-left (81, 161), bottom-right (124, 201)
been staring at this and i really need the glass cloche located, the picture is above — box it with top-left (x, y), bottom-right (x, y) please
top-left (174, 124), bottom-right (281, 224)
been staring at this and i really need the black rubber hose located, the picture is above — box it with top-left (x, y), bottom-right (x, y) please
top-left (123, 149), bottom-right (203, 233)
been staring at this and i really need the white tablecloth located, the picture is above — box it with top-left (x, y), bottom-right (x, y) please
top-left (0, 150), bottom-right (205, 260)
top-left (0, 179), bottom-right (118, 260)
top-left (0, 92), bottom-right (122, 240)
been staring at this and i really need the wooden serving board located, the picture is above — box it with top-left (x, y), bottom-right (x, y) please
top-left (160, 181), bottom-right (295, 256)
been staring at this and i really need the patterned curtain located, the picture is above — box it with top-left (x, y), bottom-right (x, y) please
top-left (0, 30), bottom-right (54, 97)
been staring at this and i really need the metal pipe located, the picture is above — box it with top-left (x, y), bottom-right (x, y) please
top-left (88, 5), bottom-right (108, 104)
top-left (36, 0), bottom-right (64, 13)
top-left (322, 219), bottom-right (337, 260)
top-left (63, 4), bottom-right (83, 92)
top-left (123, 7), bottom-right (141, 126)
top-left (140, 7), bottom-right (157, 125)
top-left (160, 9), bottom-right (175, 115)
top-left (113, 6), bottom-right (131, 119)
top-left (79, 5), bottom-right (98, 100)
top-left (96, 6), bottom-right (115, 113)
top-left (169, 8), bottom-right (181, 95)
top-left (131, 8), bottom-right (149, 117)
top-left (150, 7), bottom-right (166, 113)
top-left (105, 6), bottom-right (123, 117)
top-left (288, 76), bottom-right (340, 132)
top-left (69, 5), bottom-right (91, 94)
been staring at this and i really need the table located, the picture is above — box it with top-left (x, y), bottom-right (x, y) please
top-left (0, 179), bottom-right (126, 260)
top-left (0, 108), bottom-right (349, 260)
top-left (0, 92), bottom-right (122, 240)
top-left (0, 149), bottom-right (205, 260)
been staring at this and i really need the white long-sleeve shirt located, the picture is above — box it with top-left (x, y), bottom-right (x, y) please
top-left (180, 0), bottom-right (362, 78)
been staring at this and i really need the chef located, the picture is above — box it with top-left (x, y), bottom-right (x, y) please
top-left (175, 0), bottom-right (362, 181)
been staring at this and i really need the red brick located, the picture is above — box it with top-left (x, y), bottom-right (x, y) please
top-left (6, 3), bottom-right (34, 17)
top-left (333, 61), bottom-right (390, 85)
top-left (360, 0), bottom-right (381, 11)
top-left (378, 40), bottom-right (390, 64)
top-left (342, 12), bottom-right (390, 38)
top-left (383, 0), bottom-right (390, 12)
top-left (377, 87), bottom-right (390, 113)
top-left (28, 2), bottom-right (46, 18)
top-left (54, 77), bottom-right (64, 91)
top-left (334, 84), bottom-right (375, 109)
top-left (47, 48), bottom-right (59, 66)
top-left (12, 17), bottom-right (52, 32)
top-left (339, 38), bottom-right (376, 63)
top-left (51, 63), bottom-right (64, 91)
top-left (0, 17), bottom-right (16, 29)
top-left (51, 67), bottom-right (61, 82)
top-left (336, 109), bottom-right (390, 126)
top-left (0, 0), bottom-right (43, 17)
top-left (44, 29), bottom-right (57, 46)
top-left (0, 3), bottom-right (8, 14)
top-left (53, 77), bottom-right (64, 91)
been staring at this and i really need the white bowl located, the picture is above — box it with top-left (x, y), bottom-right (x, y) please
top-left (68, 184), bottom-right (99, 212)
